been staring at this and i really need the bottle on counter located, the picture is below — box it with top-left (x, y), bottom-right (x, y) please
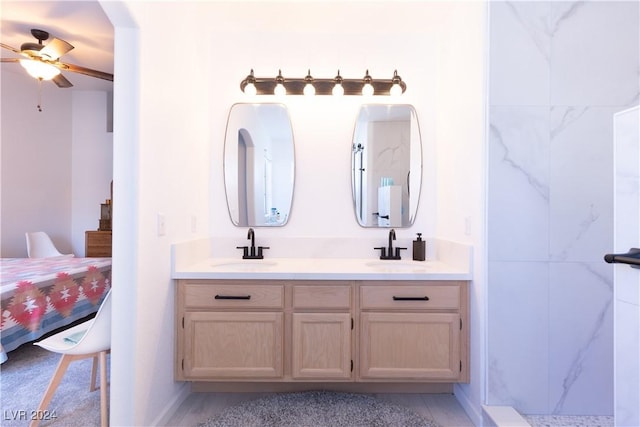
top-left (413, 233), bottom-right (426, 261)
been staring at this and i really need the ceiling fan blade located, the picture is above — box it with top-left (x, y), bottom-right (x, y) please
top-left (1, 43), bottom-right (21, 54)
top-left (1, 58), bottom-right (20, 63)
top-left (59, 61), bottom-right (113, 81)
top-left (53, 73), bottom-right (73, 88)
top-left (39, 38), bottom-right (74, 60)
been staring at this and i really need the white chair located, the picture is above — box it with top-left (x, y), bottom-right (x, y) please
top-left (31, 290), bottom-right (112, 427)
top-left (25, 231), bottom-right (73, 258)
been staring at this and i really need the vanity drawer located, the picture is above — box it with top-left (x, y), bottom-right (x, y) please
top-left (360, 284), bottom-right (460, 310)
top-left (183, 282), bottom-right (284, 309)
top-left (293, 283), bottom-right (351, 310)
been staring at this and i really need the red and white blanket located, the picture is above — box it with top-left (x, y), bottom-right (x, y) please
top-left (1, 257), bottom-right (112, 363)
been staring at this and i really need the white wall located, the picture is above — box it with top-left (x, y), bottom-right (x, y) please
top-left (0, 68), bottom-right (113, 257)
top-left (71, 91), bottom-right (113, 255)
top-left (434, 3), bottom-right (488, 420)
top-left (1, 68), bottom-right (73, 256)
top-left (105, 1), bottom-right (487, 425)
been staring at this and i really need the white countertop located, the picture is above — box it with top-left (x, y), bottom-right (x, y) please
top-left (172, 257), bottom-right (471, 281)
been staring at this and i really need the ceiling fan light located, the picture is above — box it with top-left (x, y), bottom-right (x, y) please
top-left (19, 59), bottom-right (60, 80)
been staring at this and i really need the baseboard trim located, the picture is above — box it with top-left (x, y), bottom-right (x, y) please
top-left (453, 384), bottom-right (483, 426)
top-left (150, 382), bottom-right (191, 427)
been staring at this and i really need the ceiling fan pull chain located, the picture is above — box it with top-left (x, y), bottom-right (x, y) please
top-left (37, 78), bottom-right (43, 112)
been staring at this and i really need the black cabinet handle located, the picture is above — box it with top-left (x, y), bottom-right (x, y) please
top-left (215, 295), bottom-right (251, 300)
top-left (604, 248), bottom-right (640, 269)
top-left (392, 296), bottom-right (429, 301)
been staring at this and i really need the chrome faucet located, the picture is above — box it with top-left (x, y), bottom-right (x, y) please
top-left (374, 228), bottom-right (406, 260)
top-left (237, 228), bottom-right (269, 259)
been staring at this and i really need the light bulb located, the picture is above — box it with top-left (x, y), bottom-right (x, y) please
top-left (362, 70), bottom-right (374, 96)
top-left (19, 59), bottom-right (60, 80)
top-left (362, 83), bottom-right (374, 96)
top-left (390, 70), bottom-right (403, 97)
top-left (303, 69), bottom-right (315, 96)
top-left (244, 82), bottom-right (257, 96)
top-left (274, 83), bottom-right (286, 96)
top-left (390, 83), bottom-right (402, 97)
top-left (332, 70), bottom-right (344, 96)
top-left (274, 69), bottom-right (286, 96)
top-left (242, 69), bottom-right (257, 95)
top-left (303, 83), bottom-right (315, 96)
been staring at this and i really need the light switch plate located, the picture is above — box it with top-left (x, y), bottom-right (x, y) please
top-left (157, 213), bottom-right (166, 236)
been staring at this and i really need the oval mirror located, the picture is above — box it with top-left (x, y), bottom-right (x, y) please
top-left (223, 103), bottom-right (295, 227)
top-left (352, 104), bottom-right (422, 227)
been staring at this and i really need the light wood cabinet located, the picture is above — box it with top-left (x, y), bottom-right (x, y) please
top-left (360, 312), bottom-right (460, 380)
top-left (183, 311), bottom-right (283, 379)
top-left (291, 312), bottom-right (352, 379)
top-left (359, 281), bottom-right (468, 382)
top-left (177, 280), bottom-right (285, 381)
top-left (291, 283), bottom-right (353, 380)
top-left (176, 279), bottom-right (468, 384)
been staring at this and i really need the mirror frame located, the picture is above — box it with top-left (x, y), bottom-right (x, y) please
top-left (223, 103), bottom-right (296, 227)
top-left (351, 104), bottom-right (423, 228)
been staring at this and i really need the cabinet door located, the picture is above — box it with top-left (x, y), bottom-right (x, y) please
top-left (360, 312), bottom-right (460, 380)
top-left (292, 313), bottom-right (352, 380)
top-left (183, 311), bottom-right (283, 379)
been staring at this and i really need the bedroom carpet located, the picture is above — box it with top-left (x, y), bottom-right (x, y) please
top-left (0, 342), bottom-right (106, 427)
top-left (197, 390), bottom-right (441, 427)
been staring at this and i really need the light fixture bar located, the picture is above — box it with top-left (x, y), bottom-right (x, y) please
top-left (240, 69), bottom-right (407, 96)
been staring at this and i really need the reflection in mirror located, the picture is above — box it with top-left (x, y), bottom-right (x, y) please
top-left (352, 104), bottom-right (422, 227)
top-left (224, 103), bottom-right (295, 227)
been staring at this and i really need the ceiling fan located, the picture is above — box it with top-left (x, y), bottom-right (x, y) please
top-left (1, 29), bottom-right (113, 109)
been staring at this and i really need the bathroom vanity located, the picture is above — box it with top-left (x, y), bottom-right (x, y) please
top-left (173, 241), bottom-right (471, 390)
top-left (173, 98), bottom-right (471, 391)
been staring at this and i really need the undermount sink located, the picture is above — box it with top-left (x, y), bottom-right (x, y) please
top-left (365, 260), bottom-right (432, 272)
top-left (210, 260), bottom-right (278, 270)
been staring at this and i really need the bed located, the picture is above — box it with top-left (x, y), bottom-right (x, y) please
top-left (0, 256), bottom-right (112, 363)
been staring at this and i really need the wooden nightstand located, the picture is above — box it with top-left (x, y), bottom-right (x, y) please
top-left (85, 231), bottom-right (112, 257)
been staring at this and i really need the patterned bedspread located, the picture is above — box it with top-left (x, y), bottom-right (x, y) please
top-left (0, 257), bottom-right (112, 363)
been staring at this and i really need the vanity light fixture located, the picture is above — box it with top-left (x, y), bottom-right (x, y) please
top-left (242, 69), bottom-right (257, 96)
top-left (274, 69), bottom-right (287, 96)
top-left (361, 69), bottom-right (374, 96)
top-left (332, 70), bottom-right (344, 96)
top-left (303, 69), bottom-right (315, 96)
top-left (240, 69), bottom-right (407, 96)
top-left (390, 70), bottom-right (403, 97)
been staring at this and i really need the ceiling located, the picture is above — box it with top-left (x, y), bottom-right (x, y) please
top-left (1, 1), bottom-right (114, 92)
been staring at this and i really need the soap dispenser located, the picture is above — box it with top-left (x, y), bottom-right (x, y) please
top-left (413, 233), bottom-right (426, 261)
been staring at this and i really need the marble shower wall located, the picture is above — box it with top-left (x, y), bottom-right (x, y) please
top-left (488, 1), bottom-right (639, 415)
